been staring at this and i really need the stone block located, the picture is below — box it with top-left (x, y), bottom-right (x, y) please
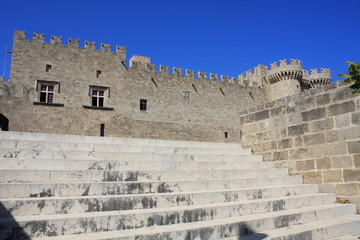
top-left (278, 138), bottom-right (293, 149)
top-left (328, 101), bottom-right (356, 116)
top-left (323, 170), bottom-right (342, 182)
top-left (304, 133), bottom-right (325, 146)
top-left (316, 93), bottom-right (330, 106)
top-left (289, 148), bottom-right (309, 160)
top-left (316, 157), bottom-right (331, 169)
top-left (301, 107), bottom-right (326, 122)
top-left (261, 141), bottom-right (277, 151)
top-left (273, 150), bottom-right (289, 160)
top-left (288, 124), bottom-right (309, 136)
top-left (322, 142), bottom-right (348, 156)
top-left (294, 136), bottom-right (304, 147)
top-left (331, 89), bottom-right (353, 102)
top-left (335, 183), bottom-right (359, 196)
top-left (287, 113), bottom-right (303, 126)
top-left (331, 155), bottom-right (354, 168)
top-left (303, 171), bottom-right (322, 184)
top-left (270, 106), bottom-right (286, 117)
top-left (244, 113), bottom-right (255, 124)
top-left (335, 114), bottom-right (351, 128)
top-left (325, 130), bottom-right (339, 143)
top-left (295, 160), bottom-right (315, 171)
top-left (256, 132), bottom-right (269, 142)
top-left (309, 118), bottom-right (334, 133)
top-left (255, 110), bottom-right (269, 121)
top-left (296, 97), bottom-right (316, 112)
top-left (354, 154), bottom-right (360, 168)
top-left (242, 123), bottom-right (258, 134)
top-left (347, 141), bottom-right (360, 154)
top-left (318, 183), bottom-right (335, 193)
top-left (352, 113), bottom-right (360, 125)
top-left (343, 169), bottom-right (360, 182)
top-left (339, 126), bottom-right (360, 140)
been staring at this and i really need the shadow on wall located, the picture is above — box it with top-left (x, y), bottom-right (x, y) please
top-left (236, 223), bottom-right (268, 239)
top-left (0, 113), bottom-right (9, 131)
top-left (0, 202), bottom-right (30, 240)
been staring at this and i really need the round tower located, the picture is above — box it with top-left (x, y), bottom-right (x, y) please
top-left (265, 59), bottom-right (303, 101)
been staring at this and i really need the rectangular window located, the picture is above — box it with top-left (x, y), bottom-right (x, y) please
top-left (40, 84), bottom-right (54, 103)
top-left (46, 64), bottom-right (52, 72)
top-left (96, 70), bottom-right (102, 78)
top-left (224, 132), bottom-right (228, 138)
top-left (140, 99), bottom-right (147, 111)
top-left (100, 124), bottom-right (105, 137)
top-left (182, 91), bottom-right (190, 98)
top-left (92, 89), bottom-right (105, 107)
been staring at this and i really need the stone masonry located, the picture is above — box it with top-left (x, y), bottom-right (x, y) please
top-left (0, 30), bottom-right (359, 211)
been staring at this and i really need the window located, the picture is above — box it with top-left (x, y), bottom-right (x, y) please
top-left (40, 84), bottom-right (54, 103)
top-left (96, 70), bottom-right (102, 78)
top-left (140, 99), bottom-right (147, 111)
top-left (182, 91), bottom-right (190, 98)
top-left (92, 89), bottom-right (105, 107)
top-left (46, 64), bottom-right (52, 72)
top-left (224, 132), bottom-right (228, 138)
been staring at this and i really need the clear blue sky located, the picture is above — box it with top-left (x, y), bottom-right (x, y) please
top-left (1, 0), bottom-right (359, 81)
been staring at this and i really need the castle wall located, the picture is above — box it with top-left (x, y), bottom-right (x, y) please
top-left (0, 30), bottom-right (267, 142)
top-left (240, 81), bottom-right (360, 209)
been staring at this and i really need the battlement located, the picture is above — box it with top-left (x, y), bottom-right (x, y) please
top-left (303, 68), bottom-right (331, 80)
top-left (14, 30), bottom-right (126, 55)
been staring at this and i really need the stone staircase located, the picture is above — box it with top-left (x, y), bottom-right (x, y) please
top-left (0, 132), bottom-right (359, 239)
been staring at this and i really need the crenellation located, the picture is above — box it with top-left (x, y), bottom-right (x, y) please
top-left (279, 59), bottom-right (287, 66)
top-left (14, 30), bottom-right (26, 40)
top-left (68, 38), bottom-right (79, 47)
top-left (210, 73), bottom-right (218, 81)
top-left (221, 75), bottom-right (229, 82)
top-left (100, 43), bottom-right (111, 52)
top-left (198, 71), bottom-right (207, 79)
top-left (147, 63), bottom-right (156, 72)
top-left (85, 40), bottom-right (96, 50)
top-left (160, 65), bottom-right (169, 73)
top-left (32, 32), bottom-right (45, 42)
top-left (51, 36), bottom-right (62, 44)
top-left (186, 69), bottom-right (194, 77)
top-left (116, 45), bottom-right (126, 54)
top-left (270, 62), bottom-right (278, 70)
top-left (173, 67), bottom-right (182, 76)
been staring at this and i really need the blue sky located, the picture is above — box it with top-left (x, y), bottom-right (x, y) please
top-left (1, 0), bottom-right (359, 81)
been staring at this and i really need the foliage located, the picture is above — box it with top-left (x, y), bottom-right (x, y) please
top-left (338, 61), bottom-right (360, 94)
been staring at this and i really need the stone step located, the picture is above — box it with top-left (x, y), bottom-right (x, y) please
top-left (0, 176), bottom-right (303, 198)
top-left (0, 148), bottom-right (256, 161)
top-left (26, 204), bottom-right (360, 240)
top-left (0, 195), bottom-right (346, 238)
top-left (0, 158), bottom-right (273, 171)
top-left (237, 215), bottom-right (360, 240)
top-left (0, 184), bottom-right (319, 217)
top-left (0, 168), bottom-right (289, 183)
top-left (0, 131), bottom-right (245, 149)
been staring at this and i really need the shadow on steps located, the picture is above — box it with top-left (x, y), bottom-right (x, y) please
top-left (0, 202), bottom-right (30, 240)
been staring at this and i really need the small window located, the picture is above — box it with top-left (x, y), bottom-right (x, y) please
top-left (182, 91), bottom-right (190, 98)
top-left (46, 64), bottom-right (52, 72)
top-left (96, 70), bottom-right (102, 78)
top-left (224, 132), bottom-right (228, 138)
top-left (100, 124), bottom-right (105, 137)
top-left (40, 84), bottom-right (54, 103)
top-left (92, 89), bottom-right (105, 107)
top-left (140, 99), bottom-right (147, 111)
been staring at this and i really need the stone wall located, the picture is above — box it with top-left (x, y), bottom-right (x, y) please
top-left (0, 30), bottom-right (266, 142)
top-left (240, 81), bottom-right (360, 209)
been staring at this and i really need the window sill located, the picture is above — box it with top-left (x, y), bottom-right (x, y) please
top-left (33, 102), bottom-right (64, 107)
top-left (82, 105), bottom-right (114, 111)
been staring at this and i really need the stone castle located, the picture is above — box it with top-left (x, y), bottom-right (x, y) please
top-left (0, 30), bottom-right (359, 239)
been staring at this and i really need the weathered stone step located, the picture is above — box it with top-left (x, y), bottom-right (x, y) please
top-left (0, 176), bottom-right (303, 199)
top-left (1, 196), bottom-right (345, 238)
top-left (0, 168), bottom-right (288, 183)
top-left (0, 148), bottom-right (256, 161)
top-left (0, 131), bottom-right (245, 149)
top-left (237, 215), bottom-right (360, 240)
top-left (27, 204), bottom-right (359, 240)
top-left (0, 184), bottom-right (318, 217)
top-left (0, 158), bottom-right (272, 171)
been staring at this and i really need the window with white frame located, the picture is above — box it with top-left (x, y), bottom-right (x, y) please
top-left (40, 84), bottom-right (54, 103)
top-left (92, 89), bottom-right (105, 107)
